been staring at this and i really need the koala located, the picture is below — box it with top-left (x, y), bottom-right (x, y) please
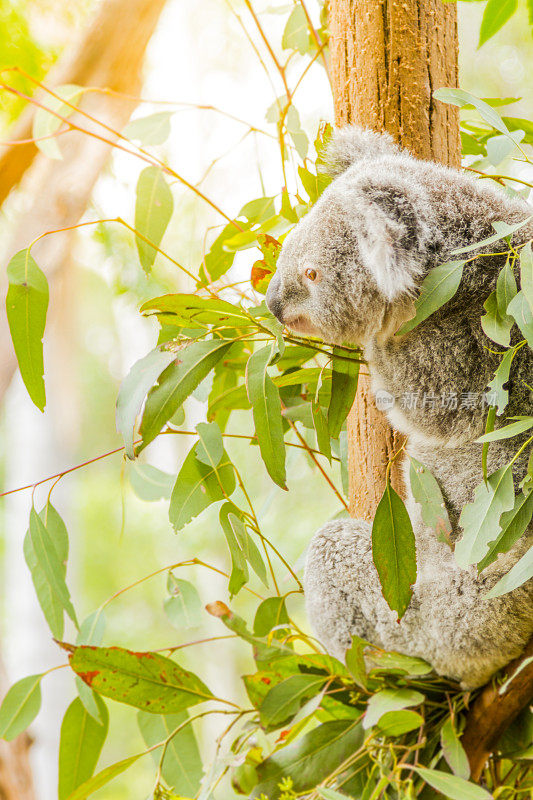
top-left (266, 126), bottom-right (533, 689)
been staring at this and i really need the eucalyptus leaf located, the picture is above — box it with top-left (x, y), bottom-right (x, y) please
top-left (0, 674), bottom-right (42, 741)
top-left (363, 688), bottom-right (424, 730)
top-left (169, 443), bottom-right (235, 531)
top-left (521, 242), bottom-right (533, 314)
top-left (116, 348), bottom-right (174, 459)
top-left (139, 340), bottom-right (232, 451)
top-left (328, 349), bottom-right (359, 439)
top-left (508, 291), bottom-right (533, 348)
top-left (129, 463), bottom-right (175, 501)
top-left (124, 111), bottom-right (173, 145)
top-left (440, 718), bottom-right (470, 780)
top-left (486, 545), bottom-right (533, 597)
top-left (411, 766), bottom-right (492, 800)
top-left (164, 574), bottom-right (203, 629)
top-left (409, 456), bottom-right (451, 537)
top-left (397, 260), bottom-right (465, 334)
top-left (134, 166), bottom-right (174, 273)
top-left (372, 484), bottom-right (417, 620)
top-left (66, 753), bottom-right (143, 800)
top-left (259, 674), bottom-right (326, 729)
top-left (479, 0), bottom-right (518, 47)
top-left (246, 347), bottom-right (287, 489)
top-left (69, 644), bottom-right (214, 713)
top-left (58, 696), bottom-right (108, 800)
top-left (252, 720), bottom-right (363, 800)
top-left (6, 249), bottom-right (49, 411)
top-left (456, 464), bottom-right (516, 568)
top-left (138, 710), bottom-right (203, 796)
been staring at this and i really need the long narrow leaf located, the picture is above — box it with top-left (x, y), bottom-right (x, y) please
top-left (6, 249), bottom-right (49, 411)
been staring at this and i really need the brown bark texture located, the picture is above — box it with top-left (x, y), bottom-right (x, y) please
top-left (329, 0), bottom-right (460, 519)
top-left (0, 0), bottom-right (168, 793)
top-left (0, 0), bottom-right (168, 403)
top-left (329, 0), bottom-right (533, 784)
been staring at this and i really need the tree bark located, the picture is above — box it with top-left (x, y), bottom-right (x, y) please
top-left (329, 0), bottom-right (460, 518)
top-left (0, 0), bottom-right (168, 793)
top-left (0, 0), bottom-right (168, 403)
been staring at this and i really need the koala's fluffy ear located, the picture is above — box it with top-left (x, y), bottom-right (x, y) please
top-left (356, 179), bottom-right (430, 302)
top-left (326, 126), bottom-right (400, 177)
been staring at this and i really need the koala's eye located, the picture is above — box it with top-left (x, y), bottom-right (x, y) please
top-left (305, 268), bottom-right (318, 282)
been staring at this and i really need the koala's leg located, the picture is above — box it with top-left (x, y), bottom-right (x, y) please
top-left (304, 519), bottom-right (393, 660)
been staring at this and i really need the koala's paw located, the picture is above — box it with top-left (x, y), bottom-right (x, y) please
top-left (304, 518), bottom-right (381, 659)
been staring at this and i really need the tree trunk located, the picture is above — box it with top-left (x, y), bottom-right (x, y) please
top-left (329, 0), bottom-right (460, 518)
top-left (0, 0), bottom-right (168, 403)
top-left (328, 0), bottom-right (533, 782)
top-left (0, 0), bottom-right (168, 793)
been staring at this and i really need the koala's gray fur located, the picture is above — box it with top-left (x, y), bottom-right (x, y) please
top-left (266, 126), bottom-right (533, 688)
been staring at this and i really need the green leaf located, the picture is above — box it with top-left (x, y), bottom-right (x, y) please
top-left (433, 88), bottom-right (510, 135)
top-left (479, 0), bottom-right (518, 47)
top-left (363, 688), bottom-right (424, 730)
top-left (456, 464), bottom-right (516, 568)
top-left (486, 346), bottom-right (517, 415)
top-left (220, 504), bottom-right (268, 594)
top-left (521, 242), bottom-right (533, 314)
top-left (69, 645), bottom-right (214, 713)
top-left (260, 674), bottom-right (327, 729)
top-left (313, 401), bottom-right (331, 462)
top-left (508, 290), bottom-right (533, 348)
top-left (65, 752), bottom-right (143, 800)
top-left (317, 790), bottom-right (351, 800)
top-left (366, 649), bottom-right (432, 676)
top-left (58, 696), bottom-right (108, 800)
top-left (486, 130), bottom-right (524, 166)
top-left (372, 485), bottom-right (417, 620)
top-left (376, 709), bottom-right (423, 737)
top-left (481, 292), bottom-right (514, 347)
top-left (124, 111), bottom-right (173, 145)
top-left (24, 503), bottom-right (69, 638)
top-left (397, 260), bottom-right (464, 334)
top-left (32, 84), bottom-right (85, 159)
top-left (440, 718), bottom-right (470, 780)
top-left (137, 710), bottom-right (203, 796)
top-left (169, 443), bottom-right (235, 531)
top-left (75, 612), bottom-right (107, 722)
top-left (478, 491), bottom-right (533, 571)
top-left (6, 249), bottom-right (49, 411)
top-left (27, 508), bottom-right (78, 633)
top-left (164, 573), bottom-right (203, 629)
top-left (246, 347), bottom-right (287, 489)
top-left (195, 420), bottom-right (223, 467)
top-left (253, 597), bottom-right (290, 638)
top-left (116, 348), bottom-right (174, 459)
top-left (328, 349), bottom-right (359, 439)
top-left (345, 635), bottom-right (369, 689)
top-left (451, 217), bottom-right (532, 256)
top-left (141, 293), bottom-right (252, 328)
top-left (487, 545), bottom-right (533, 597)
top-left (0, 674), bottom-right (42, 741)
top-left (411, 766), bottom-right (492, 800)
top-left (409, 456), bottom-right (451, 537)
top-left (129, 463), bottom-right (175, 501)
top-left (134, 166), bottom-right (174, 273)
top-left (476, 417), bottom-right (533, 443)
top-left (281, 5), bottom-right (310, 53)
top-left (139, 340), bottom-right (232, 451)
top-left (252, 720), bottom-right (364, 800)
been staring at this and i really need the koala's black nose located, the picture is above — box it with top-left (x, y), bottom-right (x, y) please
top-left (266, 276), bottom-right (284, 322)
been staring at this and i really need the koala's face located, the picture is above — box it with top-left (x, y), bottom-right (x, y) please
top-left (266, 204), bottom-right (383, 345)
top-left (266, 173), bottom-right (429, 347)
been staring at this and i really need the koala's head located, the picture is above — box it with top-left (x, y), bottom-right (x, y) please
top-left (266, 127), bottom-right (433, 346)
